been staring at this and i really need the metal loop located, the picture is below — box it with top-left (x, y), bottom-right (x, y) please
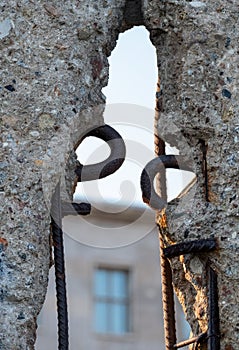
top-left (75, 124), bottom-right (126, 182)
top-left (140, 155), bottom-right (194, 210)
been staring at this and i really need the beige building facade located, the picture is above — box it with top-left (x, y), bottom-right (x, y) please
top-left (36, 205), bottom-right (190, 349)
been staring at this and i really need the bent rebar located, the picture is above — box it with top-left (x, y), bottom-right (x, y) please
top-left (51, 124), bottom-right (126, 350)
top-left (75, 124), bottom-right (126, 182)
top-left (140, 154), bottom-right (194, 210)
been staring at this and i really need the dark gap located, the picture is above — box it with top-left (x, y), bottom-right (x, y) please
top-left (123, 0), bottom-right (144, 27)
top-left (199, 139), bottom-right (209, 202)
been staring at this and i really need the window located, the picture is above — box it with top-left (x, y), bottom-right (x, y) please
top-left (94, 268), bottom-right (130, 335)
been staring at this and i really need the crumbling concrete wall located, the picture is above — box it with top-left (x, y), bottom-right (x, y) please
top-left (1, 0), bottom-right (238, 349)
top-left (143, 1), bottom-right (239, 348)
top-left (0, 1), bottom-right (127, 349)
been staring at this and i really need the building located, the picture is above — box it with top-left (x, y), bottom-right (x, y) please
top-left (36, 204), bottom-right (190, 349)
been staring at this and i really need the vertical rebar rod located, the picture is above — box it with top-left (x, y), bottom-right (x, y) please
top-left (208, 267), bottom-right (220, 350)
top-left (155, 77), bottom-right (176, 349)
top-left (51, 182), bottom-right (69, 350)
top-left (159, 230), bottom-right (177, 349)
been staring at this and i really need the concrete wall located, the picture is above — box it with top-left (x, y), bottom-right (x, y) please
top-left (1, 1), bottom-right (239, 348)
top-left (1, 1), bottom-right (126, 348)
top-left (143, 1), bottom-right (239, 348)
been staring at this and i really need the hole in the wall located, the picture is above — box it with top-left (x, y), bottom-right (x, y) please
top-left (103, 26), bottom-right (157, 108)
top-left (37, 25), bottom-right (194, 349)
top-left (75, 26), bottom-right (195, 207)
top-left (74, 24), bottom-right (191, 339)
top-left (74, 26), bottom-right (157, 208)
top-left (153, 167), bottom-right (196, 202)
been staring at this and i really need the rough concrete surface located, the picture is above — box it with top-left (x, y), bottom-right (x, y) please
top-left (1, 0), bottom-right (239, 349)
top-left (143, 1), bottom-right (239, 348)
top-left (0, 1), bottom-right (126, 349)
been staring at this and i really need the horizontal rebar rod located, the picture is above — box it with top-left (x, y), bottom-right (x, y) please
top-left (164, 238), bottom-right (218, 259)
top-left (174, 332), bottom-right (207, 349)
top-left (61, 201), bottom-right (91, 217)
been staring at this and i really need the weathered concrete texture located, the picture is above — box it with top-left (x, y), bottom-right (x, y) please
top-left (0, 1), bottom-right (126, 349)
top-left (1, 0), bottom-right (239, 349)
top-left (143, 1), bottom-right (239, 348)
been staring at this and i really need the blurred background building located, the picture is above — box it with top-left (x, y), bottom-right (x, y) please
top-left (36, 204), bottom-right (190, 350)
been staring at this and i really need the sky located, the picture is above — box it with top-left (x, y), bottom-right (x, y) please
top-left (74, 26), bottom-right (194, 209)
top-left (103, 26), bottom-right (157, 108)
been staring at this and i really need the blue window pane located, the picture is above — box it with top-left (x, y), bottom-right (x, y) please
top-left (94, 302), bottom-right (108, 333)
top-left (94, 268), bottom-right (130, 334)
top-left (111, 304), bottom-right (128, 334)
top-left (111, 271), bottom-right (128, 298)
top-left (95, 269), bottom-right (108, 297)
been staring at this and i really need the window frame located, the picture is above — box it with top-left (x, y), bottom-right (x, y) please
top-left (93, 266), bottom-right (132, 335)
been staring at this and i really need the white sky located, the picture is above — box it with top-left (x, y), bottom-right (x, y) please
top-left (103, 26), bottom-right (157, 108)
top-left (75, 26), bottom-right (194, 209)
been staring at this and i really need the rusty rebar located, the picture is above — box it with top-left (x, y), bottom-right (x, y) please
top-left (159, 231), bottom-right (177, 350)
top-left (149, 77), bottom-right (219, 350)
top-left (173, 332), bottom-right (207, 349)
top-left (208, 267), bottom-right (220, 350)
top-left (51, 182), bottom-right (69, 350)
top-left (164, 238), bottom-right (218, 259)
top-left (154, 77), bottom-right (177, 350)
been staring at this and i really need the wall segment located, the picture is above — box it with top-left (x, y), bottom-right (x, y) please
top-left (143, 1), bottom-right (239, 348)
top-left (1, 1), bottom-right (238, 349)
top-left (1, 1), bottom-right (126, 348)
